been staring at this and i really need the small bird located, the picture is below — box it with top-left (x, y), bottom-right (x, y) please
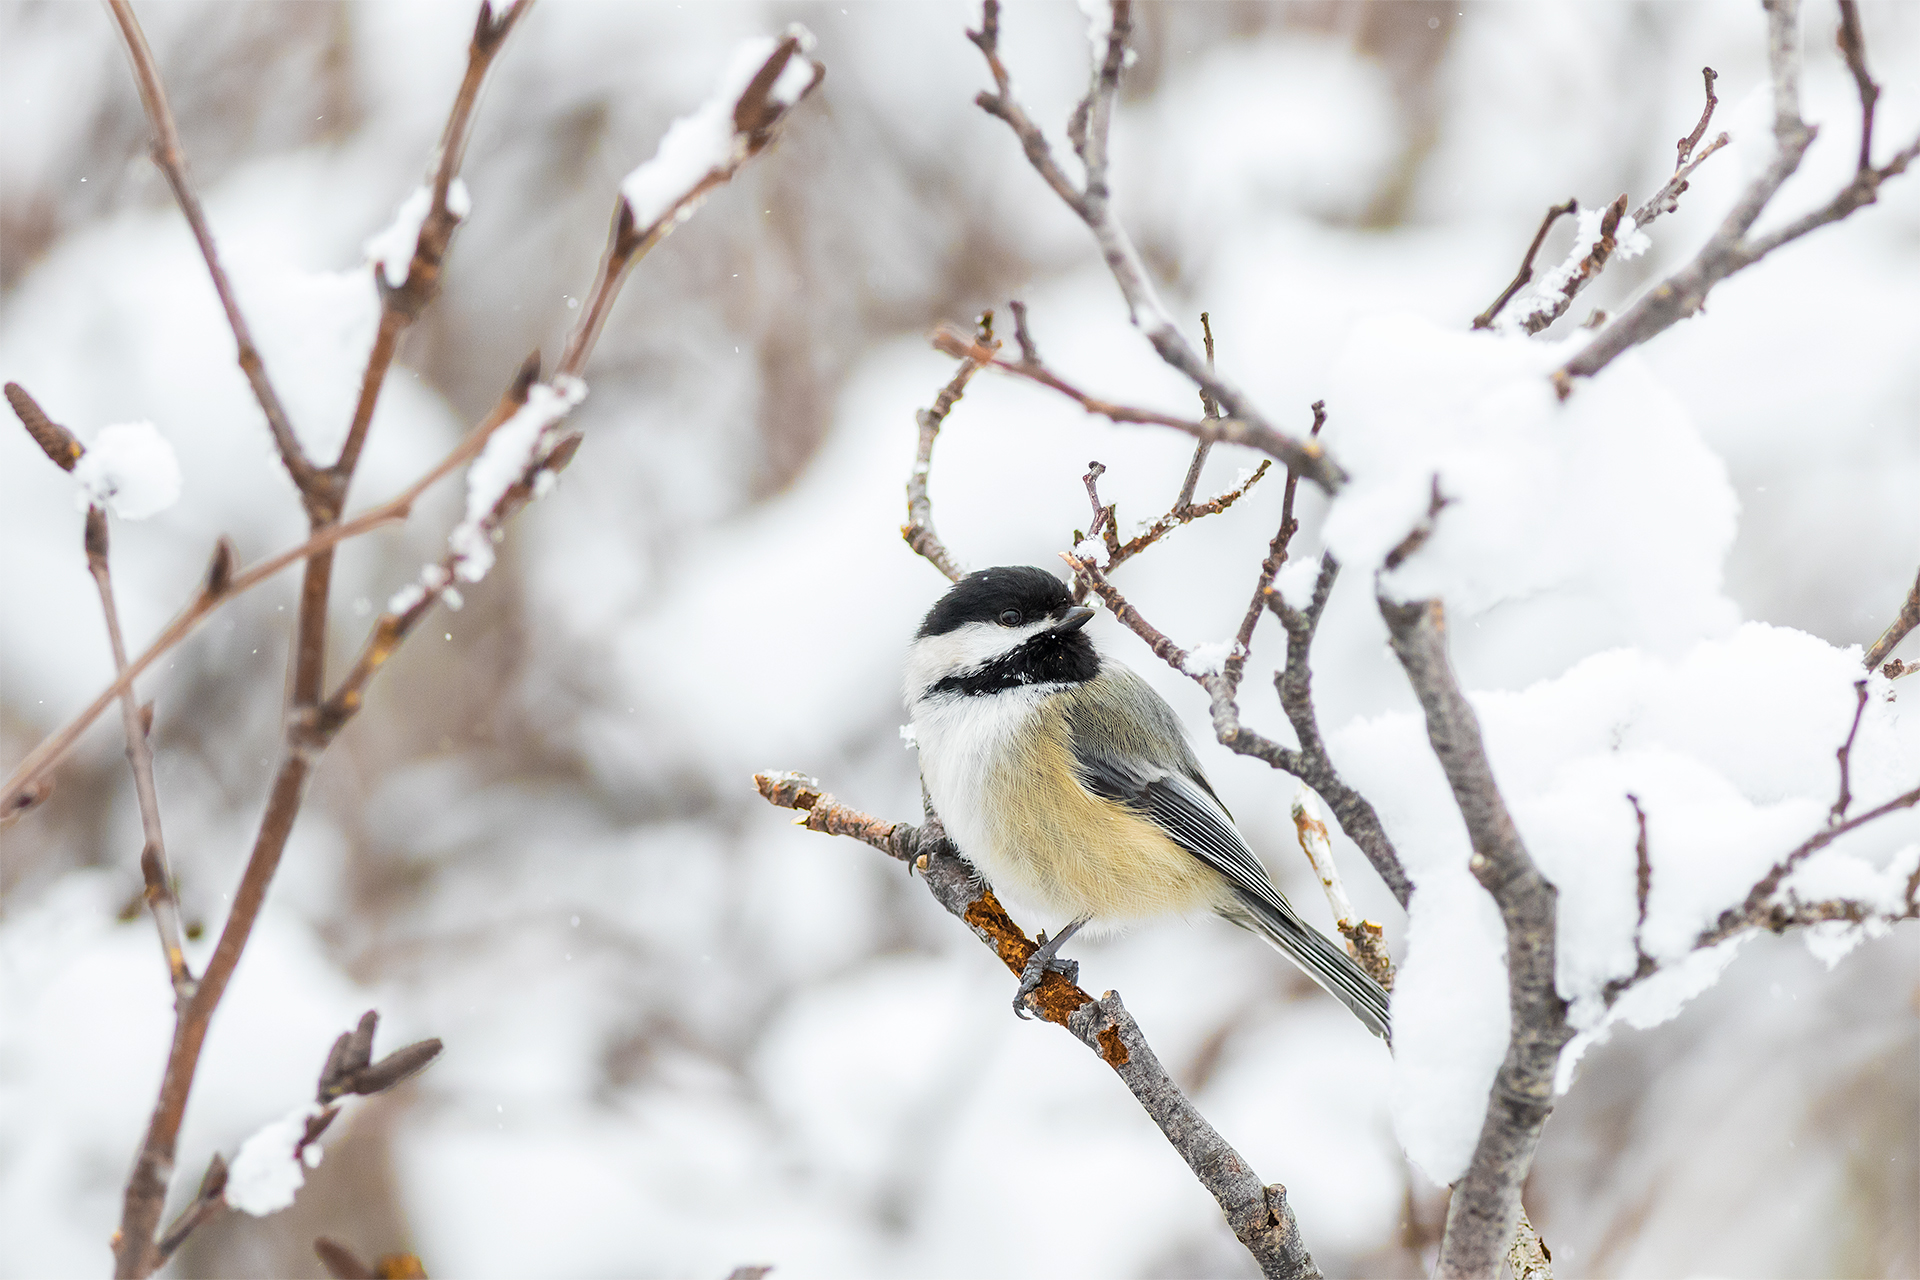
top-left (904, 565), bottom-right (1390, 1041)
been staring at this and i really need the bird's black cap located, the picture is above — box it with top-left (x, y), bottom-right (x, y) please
top-left (916, 566), bottom-right (1074, 638)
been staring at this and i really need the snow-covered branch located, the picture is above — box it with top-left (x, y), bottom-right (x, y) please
top-left (148, 1011), bottom-right (442, 1266)
top-left (558, 28), bottom-right (824, 378)
top-left (752, 773), bottom-right (1323, 1280)
top-left (1557, 0), bottom-right (1920, 391)
top-left (1378, 594), bottom-right (1573, 1280)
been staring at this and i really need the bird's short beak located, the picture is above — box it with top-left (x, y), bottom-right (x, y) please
top-left (1053, 606), bottom-right (1096, 633)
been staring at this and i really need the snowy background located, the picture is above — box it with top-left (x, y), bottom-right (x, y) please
top-left (3, 1), bottom-right (1918, 1276)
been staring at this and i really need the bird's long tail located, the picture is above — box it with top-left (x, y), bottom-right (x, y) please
top-left (1225, 887), bottom-right (1392, 1044)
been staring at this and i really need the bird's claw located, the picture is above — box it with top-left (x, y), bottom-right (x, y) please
top-left (1011, 918), bottom-right (1088, 1019)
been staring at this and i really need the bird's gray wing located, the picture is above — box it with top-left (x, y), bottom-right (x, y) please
top-left (1064, 668), bottom-right (1393, 1043)
top-left (1062, 670), bottom-right (1284, 909)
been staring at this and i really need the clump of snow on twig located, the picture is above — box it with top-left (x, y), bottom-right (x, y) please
top-left (388, 563), bottom-right (451, 617)
top-left (619, 26), bottom-right (817, 232)
top-left (365, 180), bottom-right (473, 288)
top-left (1614, 213), bottom-right (1650, 261)
top-left (224, 1102), bottom-right (327, 1216)
top-left (1181, 640), bottom-right (1237, 677)
top-left (71, 421), bottom-right (181, 520)
top-left (1271, 557), bottom-right (1321, 612)
top-left (448, 377), bottom-right (587, 584)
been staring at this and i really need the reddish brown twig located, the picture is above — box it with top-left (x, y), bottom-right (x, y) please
top-left (1474, 199), bottom-right (1577, 330)
top-left (1074, 456), bottom-right (1272, 589)
top-left (103, 0), bottom-right (314, 498)
top-left (1676, 66), bottom-right (1721, 168)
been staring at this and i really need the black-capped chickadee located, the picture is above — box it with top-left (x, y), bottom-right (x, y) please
top-left (904, 565), bottom-right (1391, 1042)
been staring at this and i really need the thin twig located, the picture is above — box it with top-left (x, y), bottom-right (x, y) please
top-left (1831, 679), bottom-right (1870, 823)
top-left (1076, 455), bottom-right (1273, 588)
top-left (1836, 1), bottom-right (1880, 175)
top-left (1473, 199), bottom-right (1577, 330)
top-left (103, 0), bottom-right (315, 499)
top-left (1601, 795), bottom-right (1658, 1006)
top-left (1630, 131), bottom-right (1731, 229)
top-left (1174, 311), bottom-right (1221, 506)
top-left (930, 323), bottom-right (1319, 476)
top-left (334, 0), bottom-right (532, 485)
top-left (1292, 795), bottom-right (1394, 990)
top-left (1676, 66), bottom-right (1721, 168)
top-left (83, 507), bottom-right (194, 1002)
top-left (904, 313), bottom-right (996, 581)
top-left (965, 0), bottom-right (1341, 493)
top-left (754, 772), bottom-right (1323, 1280)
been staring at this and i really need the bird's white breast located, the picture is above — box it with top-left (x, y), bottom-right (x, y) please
top-left (909, 684), bottom-right (1054, 887)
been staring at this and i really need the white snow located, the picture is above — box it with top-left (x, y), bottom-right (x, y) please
top-left (449, 377), bottom-right (587, 583)
top-left (619, 28), bottom-right (817, 232)
top-left (70, 421), bottom-right (181, 520)
top-left (1339, 624), bottom-right (1919, 1183)
top-left (1272, 556), bottom-right (1321, 611)
top-left (1181, 639), bottom-right (1236, 677)
top-left (1614, 213), bottom-right (1650, 261)
top-left (223, 1102), bottom-right (327, 1216)
top-left (365, 179), bottom-right (472, 288)
top-left (1076, 0), bottom-right (1113, 63)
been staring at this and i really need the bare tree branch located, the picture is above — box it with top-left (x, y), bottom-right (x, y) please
top-left (1557, 0), bottom-right (1920, 391)
top-left (84, 507), bottom-right (194, 1002)
top-left (754, 772), bottom-right (1323, 1280)
top-left (1676, 66), bottom-right (1722, 169)
top-left (1378, 596), bottom-right (1571, 1279)
top-left (903, 313), bottom-right (996, 581)
top-left (965, 0), bottom-right (1341, 493)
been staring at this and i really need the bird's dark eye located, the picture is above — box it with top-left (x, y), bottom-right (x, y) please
top-left (998, 608), bottom-right (1023, 627)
